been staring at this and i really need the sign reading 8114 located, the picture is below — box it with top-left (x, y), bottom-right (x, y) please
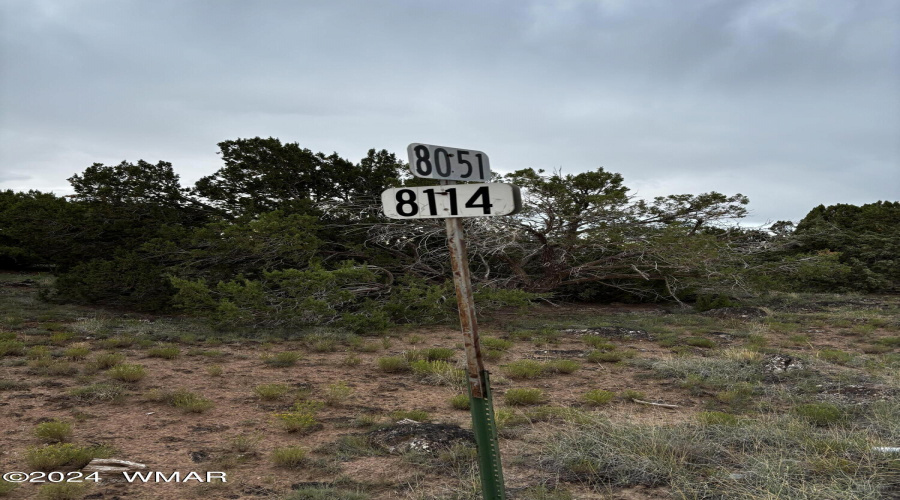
top-left (407, 143), bottom-right (491, 182)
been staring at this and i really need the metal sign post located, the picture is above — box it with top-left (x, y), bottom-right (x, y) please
top-left (381, 143), bottom-right (518, 499)
top-left (443, 182), bottom-right (506, 499)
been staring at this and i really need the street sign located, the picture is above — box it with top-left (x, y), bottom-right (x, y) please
top-left (381, 183), bottom-right (521, 219)
top-left (407, 143), bottom-right (492, 182)
top-left (384, 143), bottom-right (513, 498)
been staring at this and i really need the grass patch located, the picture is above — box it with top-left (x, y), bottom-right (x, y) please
top-left (323, 381), bottom-right (353, 406)
top-left (90, 352), bottom-right (125, 370)
top-left (545, 359), bottom-right (581, 374)
top-left (684, 337), bottom-right (715, 348)
top-left (206, 364), bottom-right (223, 376)
top-left (284, 486), bottom-right (369, 500)
top-left (147, 345), bottom-right (180, 359)
top-left (583, 389), bottom-right (615, 406)
top-left (583, 336), bottom-right (617, 350)
top-left (63, 345), bottom-right (90, 360)
top-left (274, 401), bottom-right (322, 433)
top-left (409, 360), bottom-right (466, 388)
top-left (25, 443), bottom-right (113, 470)
top-left (376, 355), bottom-right (408, 373)
top-left (0, 379), bottom-right (29, 391)
top-left (254, 383), bottom-right (290, 400)
top-left (819, 349), bottom-right (853, 365)
top-left (794, 402), bottom-right (846, 427)
top-left (271, 446), bottom-right (307, 468)
top-left (696, 411), bottom-right (740, 426)
top-left (505, 388), bottom-right (545, 406)
top-left (33, 420), bottom-right (73, 443)
top-left (502, 360), bottom-right (545, 379)
top-left (262, 351), bottom-right (303, 367)
top-left (107, 363), bottom-right (146, 382)
top-left (36, 482), bottom-right (91, 500)
top-left (450, 394), bottom-right (470, 410)
top-left (167, 390), bottom-right (215, 413)
top-left (481, 337), bottom-right (513, 351)
top-left (0, 339), bottom-right (25, 356)
top-left (70, 383), bottom-right (125, 403)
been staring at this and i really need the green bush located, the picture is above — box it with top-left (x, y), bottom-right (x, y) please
top-left (450, 394), bottom-right (470, 410)
top-left (33, 420), bottom-right (73, 443)
top-left (0, 340), bottom-right (25, 356)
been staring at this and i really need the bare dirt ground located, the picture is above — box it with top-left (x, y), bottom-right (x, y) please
top-left (1, 273), bottom-right (898, 499)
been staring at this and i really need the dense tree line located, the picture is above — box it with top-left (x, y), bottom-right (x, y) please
top-left (1, 138), bottom-right (895, 330)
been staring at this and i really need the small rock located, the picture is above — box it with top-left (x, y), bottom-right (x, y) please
top-left (765, 354), bottom-right (803, 374)
top-left (82, 458), bottom-right (147, 481)
top-left (368, 421), bottom-right (474, 454)
top-left (562, 326), bottom-right (653, 341)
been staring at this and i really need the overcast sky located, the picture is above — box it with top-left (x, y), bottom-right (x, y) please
top-left (1, 0), bottom-right (898, 224)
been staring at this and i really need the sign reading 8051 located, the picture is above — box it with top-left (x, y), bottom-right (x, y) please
top-left (381, 183), bottom-right (521, 219)
top-left (407, 143), bottom-right (491, 182)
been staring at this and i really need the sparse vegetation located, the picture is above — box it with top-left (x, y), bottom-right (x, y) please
top-left (254, 383), bottom-right (290, 400)
top-left (70, 383), bottom-right (125, 403)
top-left (271, 446), bottom-right (307, 468)
top-left (167, 389), bottom-right (215, 413)
top-left (262, 351), bottom-right (302, 367)
top-left (323, 381), bottom-right (353, 406)
top-left (36, 482), bottom-right (91, 500)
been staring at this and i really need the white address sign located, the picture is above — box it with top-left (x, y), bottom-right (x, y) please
top-left (407, 143), bottom-right (492, 182)
top-left (381, 183), bottom-right (521, 219)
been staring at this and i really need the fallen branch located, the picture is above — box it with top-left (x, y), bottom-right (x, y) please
top-left (632, 399), bottom-right (679, 409)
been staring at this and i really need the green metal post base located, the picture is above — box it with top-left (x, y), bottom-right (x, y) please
top-left (468, 370), bottom-right (506, 500)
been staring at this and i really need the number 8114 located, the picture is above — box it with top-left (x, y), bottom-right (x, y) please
top-left (380, 183), bottom-right (521, 219)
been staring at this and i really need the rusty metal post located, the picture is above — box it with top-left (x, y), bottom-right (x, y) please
top-left (443, 181), bottom-right (506, 499)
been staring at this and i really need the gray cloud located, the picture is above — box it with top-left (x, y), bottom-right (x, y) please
top-left (2, 0), bottom-right (897, 223)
